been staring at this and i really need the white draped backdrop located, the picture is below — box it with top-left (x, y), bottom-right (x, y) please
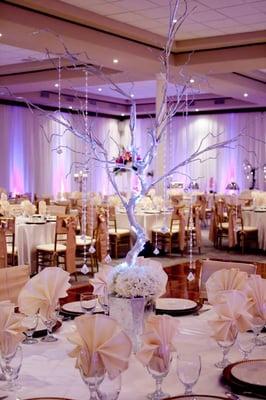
top-left (0, 104), bottom-right (265, 197)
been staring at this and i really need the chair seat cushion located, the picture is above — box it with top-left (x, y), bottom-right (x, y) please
top-left (36, 243), bottom-right (66, 252)
top-left (7, 245), bottom-right (17, 254)
top-left (242, 226), bottom-right (258, 233)
top-left (76, 235), bottom-right (92, 246)
top-left (221, 222), bottom-right (229, 229)
top-left (109, 228), bottom-right (130, 235)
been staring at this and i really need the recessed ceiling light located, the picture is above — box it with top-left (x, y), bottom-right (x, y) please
top-left (195, 108), bottom-right (199, 112)
top-left (113, 59), bottom-right (119, 64)
top-left (98, 88), bottom-right (102, 92)
top-left (173, 19), bottom-right (177, 23)
top-left (54, 83), bottom-right (59, 88)
top-left (190, 78), bottom-right (195, 83)
top-left (68, 106), bottom-right (73, 109)
top-left (121, 113), bottom-right (125, 117)
top-left (130, 93), bottom-right (134, 98)
top-left (0, 33), bottom-right (2, 37)
top-left (244, 92), bottom-right (248, 97)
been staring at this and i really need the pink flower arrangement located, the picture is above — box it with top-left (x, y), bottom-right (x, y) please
top-left (114, 147), bottom-right (141, 173)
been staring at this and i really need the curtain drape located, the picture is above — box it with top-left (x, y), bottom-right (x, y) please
top-left (0, 104), bottom-right (265, 196)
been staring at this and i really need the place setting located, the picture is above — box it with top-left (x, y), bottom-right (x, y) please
top-left (155, 298), bottom-right (202, 317)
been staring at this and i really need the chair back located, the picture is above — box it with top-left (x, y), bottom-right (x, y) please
top-left (108, 206), bottom-right (117, 232)
top-left (0, 265), bottom-right (30, 304)
top-left (170, 206), bottom-right (185, 251)
top-left (199, 259), bottom-right (257, 299)
top-left (46, 204), bottom-right (66, 216)
top-left (65, 220), bottom-right (77, 275)
top-left (0, 227), bottom-right (7, 268)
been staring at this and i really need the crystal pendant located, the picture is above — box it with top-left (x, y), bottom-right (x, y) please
top-left (187, 271), bottom-right (195, 282)
top-left (153, 247), bottom-right (160, 255)
top-left (89, 246), bottom-right (96, 254)
top-left (81, 264), bottom-right (89, 274)
top-left (160, 226), bottom-right (169, 234)
top-left (56, 147), bottom-right (63, 154)
top-left (104, 254), bottom-right (112, 263)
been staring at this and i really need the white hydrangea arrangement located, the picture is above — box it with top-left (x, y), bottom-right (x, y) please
top-left (107, 261), bottom-right (167, 299)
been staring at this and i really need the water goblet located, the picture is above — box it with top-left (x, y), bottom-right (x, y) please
top-left (98, 295), bottom-right (109, 315)
top-left (41, 311), bottom-right (58, 342)
top-left (80, 293), bottom-right (97, 314)
top-left (78, 349), bottom-right (105, 400)
top-left (0, 345), bottom-right (23, 391)
top-left (147, 345), bottom-right (173, 400)
top-left (176, 353), bottom-right (201, 395)
top-left (96, 372), bottom-right (121, 400)
top-left (215, 336), bottom-right (237, 369)
top-left (252, 317), bottom-right (265, 346)
top-left (237, 331), bottom-right (255, 360)
top-left (22, 314), bottom-right (39, 344)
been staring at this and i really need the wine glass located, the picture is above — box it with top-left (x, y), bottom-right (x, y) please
top-left (80, 293), bottom-right (97, 314)
top-left (22, 314), bottom-right (39, 344)
top-left (0, 345), bottom-right (23, 391)
top-left (147, 345), bottom-right (172, 400)
top-left (252, 317), bottom-right (265, 346)
top-left (41, 311), bottom-right (58, 342)
top-left (96, 372), bottom-right (121, 400)
top-left (237, 331), bottom-right (255, 360)
top-left (215, 335), bottom-right (237, 369)
top-left (176, 353), bottom-right (201, 395)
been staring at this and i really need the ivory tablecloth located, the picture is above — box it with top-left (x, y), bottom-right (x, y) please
top-left (15, 220), bottom-right (56, 274)
top-left (1, 307), bottom-right (265, 399)
top-left (242, 209), bottom-right (266, 250)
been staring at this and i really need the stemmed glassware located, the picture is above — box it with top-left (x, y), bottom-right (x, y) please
top-left (176, 353), bottom-right (201, 395)
top-left (215, 335), bottom-right (237, 369)
top-left (41, 310), bottom-right (58, 342)
top-left (0, 345), bottom-right (23, 391)
top-left (79, 349), bottom-right (121, 400)
top-left (80, 293), bottom-right (97, 314)
top-left (252, 317), bottom-right (265, 346)
top-left (98, 294), bottom-right (109, 315)
top-left (237, 331), bottom-right (255, 360)
top-left (22, 314), bottom-right (39, 344)
top-left (147, 345), bottom-right (172, 400)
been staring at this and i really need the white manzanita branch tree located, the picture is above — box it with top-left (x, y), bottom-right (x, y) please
top-left (1, 0), bottom-right (264, 268)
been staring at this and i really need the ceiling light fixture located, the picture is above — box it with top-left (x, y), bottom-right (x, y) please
top-left (69, 106), bottom-right (73, 109)
top-left (195, 108), bottom-right (199, 112)
top-left (54, 83), bottom-right (59, 88)
top-left (98, 88), bottom-right (102, 92)
top-left (130, 94), bottom-right (134, 98)
top-left (0, 33), bottom-right (2, 37)
top-left (113, 59), bottom-right (119, 64)
top-left (121, 113), bottom-right (125, 117)
top-left (244, 92), bottom-right (248, 97)
top-left (190, 78), bottom-right (195, 83)
top-left (173, 19), bottom-right (177, 23)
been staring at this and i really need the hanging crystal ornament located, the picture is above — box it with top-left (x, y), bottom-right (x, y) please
top-left (57, 56), bottom-right (63, 155)
top-left (153, 213), bottom-right (160, 255)
top-left (81, 70), bottom-right (89, 275)
top-left (104, 204), bottom-right (112, 263)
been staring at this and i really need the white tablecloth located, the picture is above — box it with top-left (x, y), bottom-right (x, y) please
top-left (242, 209), bottom-right (266, 250)
top-left (15, 220), bottom-right (56, 274)
top-left (2, 308), bottom-right (265, 399)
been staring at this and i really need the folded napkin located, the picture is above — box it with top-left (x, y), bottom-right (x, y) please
top-left (21, 200), bottom-right (36, 216)
top-left (245, 274), bottom-right (266, 321)
top-left (0, 193), bottom-right (7, 201)
top-left (208, 290), bottom-right (253, 342)
top-left (67, 314), bottom-right (132, 379)
top-left (89, 267), bottom-right (112, 298)
top-left (206, 268), bottom-right (248, 305)
top-left (18, 267), bottom-right (70, 319)
top-left (136, 315), bottom-right (179, 373)
top-left (0, 303), bottom-right (24, 356)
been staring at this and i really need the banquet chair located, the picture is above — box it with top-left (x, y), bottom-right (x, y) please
top-left (151, 206), bottom-right (185, 255)
top-left (0, 227), bottom-right (7, 268)
top-left (0, 217), bottom-right (17, 265)
top-left (0, 265), bottom-right (30, 304)
top-left (108, 206), bottom-right (131, 259)
top-left (199, 259), bottom-right (257, 300)
top-left (36, 215), bottom-right (68, 271)
top-left (46, 204), bottom-right (66, 216)
top-left (185, 205), bottom-right (201, 254)
top-left (65, 219), bottom-right (78, 280)
top-left (237, 214), bottom-right (258, 254)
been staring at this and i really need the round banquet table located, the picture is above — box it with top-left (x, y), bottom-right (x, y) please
top-left (242, 208), bottom-right (266, 250)
top-left (2, 307), bottom-right (265, 400)
top-left (15, 219), bottom-right (56, 274)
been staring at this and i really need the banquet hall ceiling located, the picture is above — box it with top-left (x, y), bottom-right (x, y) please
top-left (0, 0), bottom-right (265, 116)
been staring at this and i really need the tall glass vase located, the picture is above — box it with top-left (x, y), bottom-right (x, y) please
top-left (108, 295), bottom-right (145, 353)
